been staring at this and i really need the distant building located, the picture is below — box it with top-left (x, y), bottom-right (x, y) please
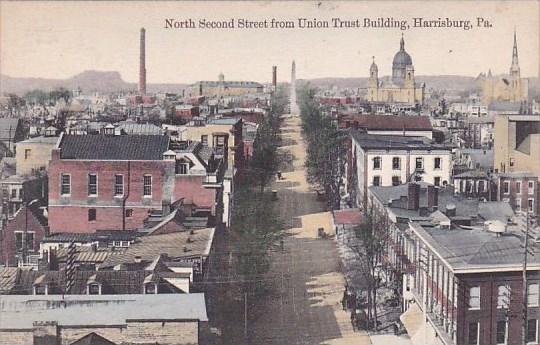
top-left (367, 36), bottom-right (425, 106)
top-left (339, 114), bottom-right (433, 139)
top-left (191, 73), bottom-right (264, 97)
top-left (479, 31), bottom-right (529, 104)
top-left (15, 135), bottom-right (59, 175)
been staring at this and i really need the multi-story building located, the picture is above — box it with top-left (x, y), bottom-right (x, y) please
top-left (15, 135), bottom-right (59, 175)
top-left (48, 134), bottom-right (172, 233)
top-left (496, 172), bottom-right (539, 216)
top-left (493, 114), bottom-right (540, 177)
top-left (348, 131), bottom-right (452, 207)
top-left (339, 114), bottom-right (433, 140)
top-left (190, 73), bottom-right (263, 97)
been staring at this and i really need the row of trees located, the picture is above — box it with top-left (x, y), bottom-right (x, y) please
top-left (298, 85), bottom-right (346, 210)
top-left (232, 86), bottom-right (289, 295)
top-left (298, 84), bottom-right (390, 330)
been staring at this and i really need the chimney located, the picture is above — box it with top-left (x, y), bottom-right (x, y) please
top-left (407, 183), bottom-right (420, 210)
top-left (427, 185), bottom-right (439, 210)
top-left (139, 28), bottom-right (147, 95)
top-left (272, 66), bottom-right (277, 89)
top-left (445, 203), bottom-right (457, 217)
top-left (134, 255), bottom-right (142, 263)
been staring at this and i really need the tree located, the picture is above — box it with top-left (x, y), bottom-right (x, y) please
top-left (299, 84), bottom-right (346, 210)
top-left (350, 202), bottom-right (389, 330)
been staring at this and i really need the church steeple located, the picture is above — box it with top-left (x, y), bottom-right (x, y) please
top-left (510, 29), bottom-right (520, 77)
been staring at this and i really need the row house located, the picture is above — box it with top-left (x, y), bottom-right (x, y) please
top-left (367, 183), bottom-right (540, 345)
top-left (347, 131), bottom-right (452, 208)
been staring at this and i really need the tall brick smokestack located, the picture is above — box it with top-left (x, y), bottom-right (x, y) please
top-left (272, 66), bottom-right (277, 90)
top-left (139, 28), bottom-right (146, 95)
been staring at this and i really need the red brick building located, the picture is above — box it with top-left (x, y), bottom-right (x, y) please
top-left (496, 172), bottom-right (539, 216)
top-left (175, 105), bottom-right (200, 121)
top-left (48, 134), bottom-right (172, 233)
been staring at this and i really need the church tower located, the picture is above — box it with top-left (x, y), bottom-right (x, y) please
top-left (509, 30), bottom-right (523, 102)
top-left (368, 57), bottom-right (379, 101)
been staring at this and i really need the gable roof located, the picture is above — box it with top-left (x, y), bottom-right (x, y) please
top-left (70, 332), bottom-right (118, 345)
top-left (0, 118), bottom-right (21, 141)
top-left (59, 134), bottom-right (170, 160)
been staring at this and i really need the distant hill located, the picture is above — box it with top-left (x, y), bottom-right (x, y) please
top-left (298, 75), bottom-right (479, 92)
top-left (0, 71), bottom-right (188, 95)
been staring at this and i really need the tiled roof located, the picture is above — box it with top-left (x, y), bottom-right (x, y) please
top-left (59, 134), bottom-right (170, 160)
top-left (341, 114), bottom-right (432, 131)
top-left (0, 267), bottom-right (19, 293)
top-left (117, 122), bottom-right (164, 135)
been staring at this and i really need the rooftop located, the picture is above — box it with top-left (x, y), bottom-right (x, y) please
top-left (341, 114), bottom-right (432, 131)
top-left (59, 134), bottom-right (170, 160)
top-left (350, 131), bottom-right (450, 151)
top-left (0, 293), bottom-right (208, 329)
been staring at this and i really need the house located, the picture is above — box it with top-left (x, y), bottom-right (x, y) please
top-left (0, 118), bottom-right (25, 154)
top-left (47, 134), bottom-right (173, 233)
top-left (15, 135), bottom-right (59, 175)
top-left (0, 294), bottom-right (208, 345)
top-left (347, 131), bottom-right (452, 208)
top-left (496, 172), bottom-right (539, 215)
top-left (0, 201), bottom-right (48, 267)
top-left (175, 104), bottom-right (200, 121)
top-left (0, 173), bottom-right (48, 225)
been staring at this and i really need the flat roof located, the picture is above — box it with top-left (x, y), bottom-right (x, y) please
top-left (0, 293), bottom-right (208, 329)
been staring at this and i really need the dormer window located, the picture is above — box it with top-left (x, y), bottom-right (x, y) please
top-left (34, 284), bottom-right (48, 295)
top-left (87, 283), bottom-right (101, 295)
top-left (177, 162), bottom-right (189, 175)
top-left (144, 282), bottom-right (157, 294)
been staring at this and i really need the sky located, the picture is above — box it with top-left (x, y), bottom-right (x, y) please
top-left (1, 1), bottom-right (539, 84)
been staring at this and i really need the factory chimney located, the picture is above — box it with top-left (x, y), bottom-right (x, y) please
top-left (139, 28), bottom-right (147, 95)
top-left (272, 66), bottom-right (277, 90)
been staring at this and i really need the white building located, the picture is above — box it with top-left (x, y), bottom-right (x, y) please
top-left (349, 132), bottom-right (452, 207)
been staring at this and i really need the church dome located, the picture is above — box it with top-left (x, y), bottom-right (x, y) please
top-left (392, 36), bottom-right (412, 68)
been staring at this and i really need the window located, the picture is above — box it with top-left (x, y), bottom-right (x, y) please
top-left (516, 198), bottom-right (522, 212)
top-left (468, 322), bottom-right (479, 345)
top-left (434, 157), bottom-right (442, 170)
top-left (373, 156), bottom-right (382, 170)
top-left (528, 283), bottom-right (539, 306)
top-left (87, 283), bottom-right (101, 295)
top-left (392, 157), bottom-right (401, 170)
top-left (10, 189), bottom-right (16, 199)
top-left (88, 173), bottom-right (97, 196)
top-left (529, 181), bottom-right (535, 195)
top-left (177, 162), bottom-right (189, 175)
top-left (497, 285), bottom-right (510, 309)
top-left (478, 180), bottom-right (485, 192)
top-left (201, 135), bottom-right (208, 146)
top-left (143, 175), bottom-right (152, 196)
top-left (415, 157), bottom-right (424, 170)
top-left (392, 176), bottom-right (400, 186)
top-left (113, 241), bottom-right (121, 247)
top-left (527, 319), bottom-right (538, 343)
top-left (145, 283), bottom-right (157, 294)
top-left (529, 199), bottom-right (535, 213)
top-left (15, 232), bottom-right (34, 251)
top-left (88, 209), bottom-right (97, 222)
top-left (372, 176), bottom-right (381, 186)
top-left (503, 181), bottom-right (510, 194)
top-left (114, 175), bottom-right (124, 196)
top-left (469, 286), bottom-right (480, 309)
top-left (61, 173), bottom-right (71, 195)
top-left (34, 284), bottom-right (47, 295)
top-left (125, 209), bottom-right (133, 218)
top-left (496, 321), bottom-right (507, 345)
top-left (434, 177), bottom-right (441, 187)
top-left (516, 181), bottom-right (522, 194)
top-left (24, 149), bottom-right (31, 160)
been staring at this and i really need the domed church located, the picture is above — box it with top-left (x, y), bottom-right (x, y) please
top-left (367, 35), bottom-right (425, 106)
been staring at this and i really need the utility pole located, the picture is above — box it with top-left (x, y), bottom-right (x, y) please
top-left (244, 291), bottom-right (248, 343)
top-left (522, 211), bottom-right (530, 345)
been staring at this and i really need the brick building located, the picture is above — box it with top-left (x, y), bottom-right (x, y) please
top-left (48, 134), bottom-right (173, 233)
top-left (496, 172), bottom-right (539, 216)
top-left (0, 201), bottom-right (48, 267)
